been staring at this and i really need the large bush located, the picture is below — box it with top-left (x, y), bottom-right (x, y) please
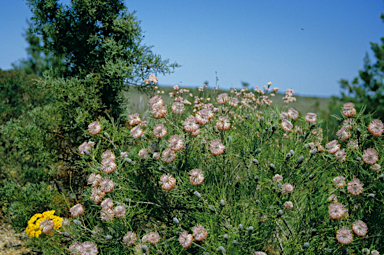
top-left (25, 82), bottom-right (383, 254)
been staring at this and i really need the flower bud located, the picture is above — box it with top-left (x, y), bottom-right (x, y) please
top-left (255, 148), bottom-right (262, 154)
top-left (238, 224), bottom-right (244, 230)
top-left (83, 149), bottom-right (90, 155)
top-left (223, 234), bottom-right (229, 240)
top-left (208, 205), bottom-right (217, 212)
top-left (124, 158), bottom-right (132, 163)
top-left (220, 199), bottom-right (225, 206)
top-left (289, 149), bottom-right (294, 156)
top-left (309, 174), bottom-right (314, 179)
top-left (260, 116), bottom-right (265, 122)
top-left (194, 191), bottom-right (201, 199)
top-left (277, 210), bottom-right (283, 217)
top-left (217, 246), bottom-right (225, 252)
top-left (252, 159), bottom-right (259, 165)
top-left (247, 226), bottom-right (254, 234)
top-left (356, 157), bottom-right (361, 161)
top-left (367, 193), bottom-right (375, 198)
top-left (254, 175), bottom-right (259, 181)
top-left (104, 132), bottom-right (110, 138)
top-left (63, 232), bottom-right (70, 237)
top-left (255, 199), bottom-right (260, 204)
top-left (142, 245), bottom-right (148, 253)
top-left (269, 163), bottom-right (275, 170)
top-left (297, 156), bottom-right (304, 164)
top-left (73, 220), bottom-right (81, 226)
top-left (232, 240), bottom-right (238, 245)
top-left (310, 148), bottom-right (317, 155)
top-left (227, 136), bottom-right (232, 143)
top-left (105, 235), bottom-right (112, 240)
top-left (303, 242), bottom-right (310, 248)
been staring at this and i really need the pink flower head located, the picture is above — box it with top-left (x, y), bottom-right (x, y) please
top-left (161, 148), bottom-right (177, 163)
top-left (192, 224), bottom-right (208, 241)
top-left (336, 127), bottom-right (351, 142)
top-left (70, 204), bottom-right (84, 217)
top-left (78, 141), bottom-right (95, 155)
top-left (371, 250), bottom-right (380, 255)
top-left (326, 140), bottom-right (340, 154)
top-left (113, 205), bottom-right (126, 218)
top-left (352, 220), bottom-right (368, 236)
top-left (371, 163), bottom-right (381, 172)
top-left (281, 119), bottom-right (293, 132)
top-left (128, 113), bottom-right (141, 126)
top-left (336, 227), bottom-right (353, 245)
top-left (179, 231), bottom-right (193, 248)
top-left (347, 178), bottom-right (363, 196)
top-left (228, 97), bottom-right (239, 107)
top-left (282, 183), bottom-right (294, 194)
top-left (123, 231), bottom-right (137, 247)
top-left (130, 126), bottom-right (143, 138)
top-left (189, 169), bottom-right (204, 185)
top-left (195, 110), bottom-right (209, 125)
top-left (153, 152), bottom-right (160, 160)
top-left (191, 128), bottom-right (201, 137)
top-left (217, 93), bottom-right (229, 104)
top-left (362, 148), bottom-right (378, 165)
top-left (160, 173), bottom-right (176, 191)
top-left (280, 112), bottom-right (288, 119)
top-left (102, 158), bottom-right (117, 174)
top-left (99, 177), bottom-right (114, 193)
top-left (101, 150), bottom-right (116, 161)
top-left (368, 119), bottom-right (383, 137)
top-left (272, 174), bottom-right (283, 182)
top-left (153, 124), bottom-right (167, 138)
top-left (39, 219), bottom-right (54, 234)
top-left (335, 149), bottom-right (347, 162)
top-left (284, 201), bottom-right (293, 209)
top-left (254, 252), bottom-right (267, 255)
top-left (90, 187), bottom-right (106, 203)
top-left (305, 113), bottom-right (317, 123)
top-left (171, 102), bottom-right (185, 114)
top-left (149, 95), bottom-right (164, 108)
top-left (88, 121), bottom-right (102, 135)
top-left (69, 241), bottom-right (82, 255)
top-left (327, 194), bottom-right (338, 203)
top-left (216, 116), bottom-right (231, 131)
top-left (152, 105), bottom-right (167, 119)
top-left (80, 241), bottom-right (98, 255)
top-left (210, 139), bottom-right (225, 155)
top-left (288, 108), bottom-right (299, 120)
top-left (342, 102), bottom-right (356, 118)
top-left (146, 232), bottom-right (160, 244)
top-left (183, 116), bottom-right (199, 132)
top-left (169, 135), bottom-right (184, 151)
top-left (88, 173), bottom-right (102, 187)
top-left (100, 208), bottom-right (114, 222)
top-left (100, 198), bottom-right (114, 209)
top-left (333, 176), bottom-right (346, 188)
top-left (138, 148), bottom-right (149, 159)
top-left (328, 203), bottom-right (345, 219)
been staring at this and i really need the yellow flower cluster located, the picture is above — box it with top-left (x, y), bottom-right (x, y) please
top-left (26, 210), bottom-right (63, 238)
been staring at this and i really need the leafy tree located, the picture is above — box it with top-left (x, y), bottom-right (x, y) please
top-left (26, 0), bottom-right (179, 117)
top-left (331, 14), bottom-right (384, 120)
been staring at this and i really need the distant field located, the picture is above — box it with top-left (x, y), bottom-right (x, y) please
top-left (123, 85), bottom-right (331, 118)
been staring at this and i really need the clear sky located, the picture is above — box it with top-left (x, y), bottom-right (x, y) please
top-left (1, 0), bottom-right (383, 97)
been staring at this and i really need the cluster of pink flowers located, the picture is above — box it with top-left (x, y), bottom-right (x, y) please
top-left (88, 175), bottom-right (114, 203)
top-left (101, 150), bottom-right (117, 174)
top-left (342, 102), bottom-right (356, 118)
top-left (189, 169), bottom-right (204, 185)
top-left (368, 119), bottom-right (383, 137)
top-left (178, 225), bottom-right (208, 248)
top-left (159, 173), bottom-right (176, 191)
top-left (282, 88), bottom-right (296, 104)
top-left (143, 73), bottom-right (159, 84)
top-left (335, 220), bottom-right (368, 245)
top-left (210, 139), bottom-right (225, 155)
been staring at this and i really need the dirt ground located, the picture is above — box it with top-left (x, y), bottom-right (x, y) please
top-left (0, 218), bottom-right (36, 255)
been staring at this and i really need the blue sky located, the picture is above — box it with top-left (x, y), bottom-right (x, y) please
top-left (1, 0), bottom-right (383, 97)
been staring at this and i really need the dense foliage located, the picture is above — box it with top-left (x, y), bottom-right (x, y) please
top-left (25, 82), bottom-right (384, 254)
